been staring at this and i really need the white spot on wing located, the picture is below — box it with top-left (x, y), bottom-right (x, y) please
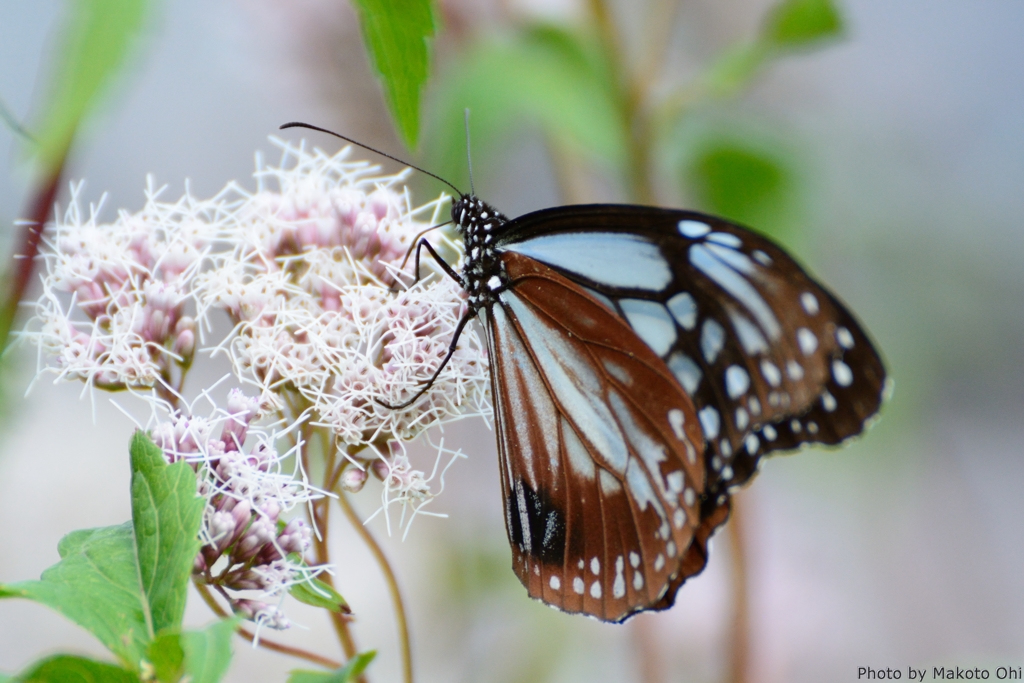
top-left (760, 360), bottom-right (781, 387)
top-left (707, 232), bottom-right (742, 247)
top-left (668, 408), bottom-right (686, 440)
top-left (654, 554), bottom-right (665, 571)
top-left (667, 292), bottom-right (697, 330)
top-left (590, 582), bottom-right (602, 599)
top-left (832, 360), bottom-right (853, 386)
top-left (837, 327), bottom-right (855, 349)
top-left (487, 275), bottom-right (502, 290)
top-left (787, 360), bottom-right (804, 380)
top-left (550, 575), bottom-right (561, 590)
top-left (699, 406), bottom-right (720, 440)
top-left (573, 577), bottom-right (584, 594)
top-left (701, 319), bottom-right (725, 364)
top-left (725, 366), bottom-right (750, 398)
top-left (678, 220), bottom-right (710, 238)
top-left (633, 572), bottom-right (644, 591)
top-left (591, 557), bottom-right (600, 575)
top-left (506, 232), bottom-right (672, 289)
top-left (801, 292), bottom-right (820, 315)
top-left (621, 299), bottom-right (677, 356)
top-left (667, 471), bottom-right (684, 493)
top-left (629, 552), bottom-right (640, 568)
top-left (762, 424), bottom-right (777, 441)
top-left (797, 328), bottom-right (818, 355)
top-left (821, 390), bottom-right (837, 411)
top-left (668, 352), bottom-right (702, 395)
top-left (736, 407), bottom-right (749, 430)
top-left (729, 310), bottom-right (768, 355)
top-left (613, 556), bottom-right (625, 598)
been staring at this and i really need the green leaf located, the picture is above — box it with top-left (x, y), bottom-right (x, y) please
top-left (130, 430), bottom-right (204, 636)
top-left (763, 0), bottom-right (843, 48)
top-left (290, 577), bottom-right (348, 613)
top-left (180, 619), bottom-right (238, 683)
top-left (683, 135), bottom-right (800, 244)
top-left (426, 25), bottom-right (625, 192)
top-left (145, 633), bottom-right (185, 683)
top-left (288, 651), bottom-right (377, 683)
top-left (32, 0), bottom-right (150, 171)
top-left (11, 655), bottom-right (139, 683)
top-left (704, 43), bottom-right (769, 98)
top-left (0, 523), bottom-right (150, 668)
top-left (351, 0), bottom-right (436, 149)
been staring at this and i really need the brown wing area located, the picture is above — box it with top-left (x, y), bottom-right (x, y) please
top-left (486, 251), bottom-right (708, 622)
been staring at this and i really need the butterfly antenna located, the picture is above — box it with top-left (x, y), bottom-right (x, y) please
top-left (463, 109), bottom-right (476, 196)
top-left (279, 122), bottom-right (464, 198)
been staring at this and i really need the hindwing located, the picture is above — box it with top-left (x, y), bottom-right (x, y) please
top-left (484, 251), bottom-right (706, 622)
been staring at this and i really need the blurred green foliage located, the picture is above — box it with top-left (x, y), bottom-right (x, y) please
top-left (0, 434), bottom-right (232, 682)
top-left (764, 0), bottom-right (843, 47)
top-left (683, 132), bottom-right (801, 244)
top-left (351, 0), bottom-right (436, 149)
top-left (425, 25), bottom-right (624, 193)
top-left (6, 655), bottom-right (142, 683)
top-left (288, 651), bottom-right (376, 683)
top-left (30, 0), bottom-right (150, 172)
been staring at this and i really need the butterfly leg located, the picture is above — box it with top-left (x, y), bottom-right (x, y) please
top-left (374, 307), bottom-right (478, 410)
top-left (411, 238), bottom-right (466, 289)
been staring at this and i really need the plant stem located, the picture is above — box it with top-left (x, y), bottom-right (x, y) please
top-left (0, 163), bottom-right (64, 349)
top-left (193, 581), bottom-right (342, 669)
top-left (725, 494), bottom-right (751, 683)
top-left (303, 425), bottom-right (360, 662)
top-left (587, 0), bottom-right (654, 204)
top-left (336, 490), bottom-right (414, 683)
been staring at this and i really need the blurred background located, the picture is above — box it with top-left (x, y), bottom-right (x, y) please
top-left (1, 1), bottom-right (1022, 682)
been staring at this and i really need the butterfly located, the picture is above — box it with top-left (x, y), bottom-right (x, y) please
top-left (281, 123), bottom-right (888, 623)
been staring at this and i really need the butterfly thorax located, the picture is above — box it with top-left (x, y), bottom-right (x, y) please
top-left (451, 194), bottom-right (510, 309)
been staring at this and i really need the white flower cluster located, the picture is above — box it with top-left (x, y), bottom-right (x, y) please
top-left (27, 139), bottom-right (494, 626)
top-left (147, 388), bottom-right (321, 628)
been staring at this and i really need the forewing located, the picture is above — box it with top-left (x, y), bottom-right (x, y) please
top-left (497, 205), bottom-right (887, 495)
top-left (485, 251), bottom-right (706, 622)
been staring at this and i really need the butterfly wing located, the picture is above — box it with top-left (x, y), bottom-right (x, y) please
top-left (485, 251), bottom-right (705, 622)
top-left (497, 205), bottom-right (887, 496)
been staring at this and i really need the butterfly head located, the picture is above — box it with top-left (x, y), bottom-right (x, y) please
top-left (451, 194), bottom-right (508, 239)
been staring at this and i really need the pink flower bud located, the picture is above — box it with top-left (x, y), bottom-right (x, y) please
top-left (208, 510), bottom-right (237, 551)
top-left (173, 328), bottom-right (195, 359)
top-left (278, 518), bottom-right (311, 555)
top-left (339, 467), bottom-right (368, 493)
top-left (232, 515), bottom-right (275, 562)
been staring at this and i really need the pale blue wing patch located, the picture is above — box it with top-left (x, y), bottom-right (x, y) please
top-left (503, 232), bottom-right (673, 290)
